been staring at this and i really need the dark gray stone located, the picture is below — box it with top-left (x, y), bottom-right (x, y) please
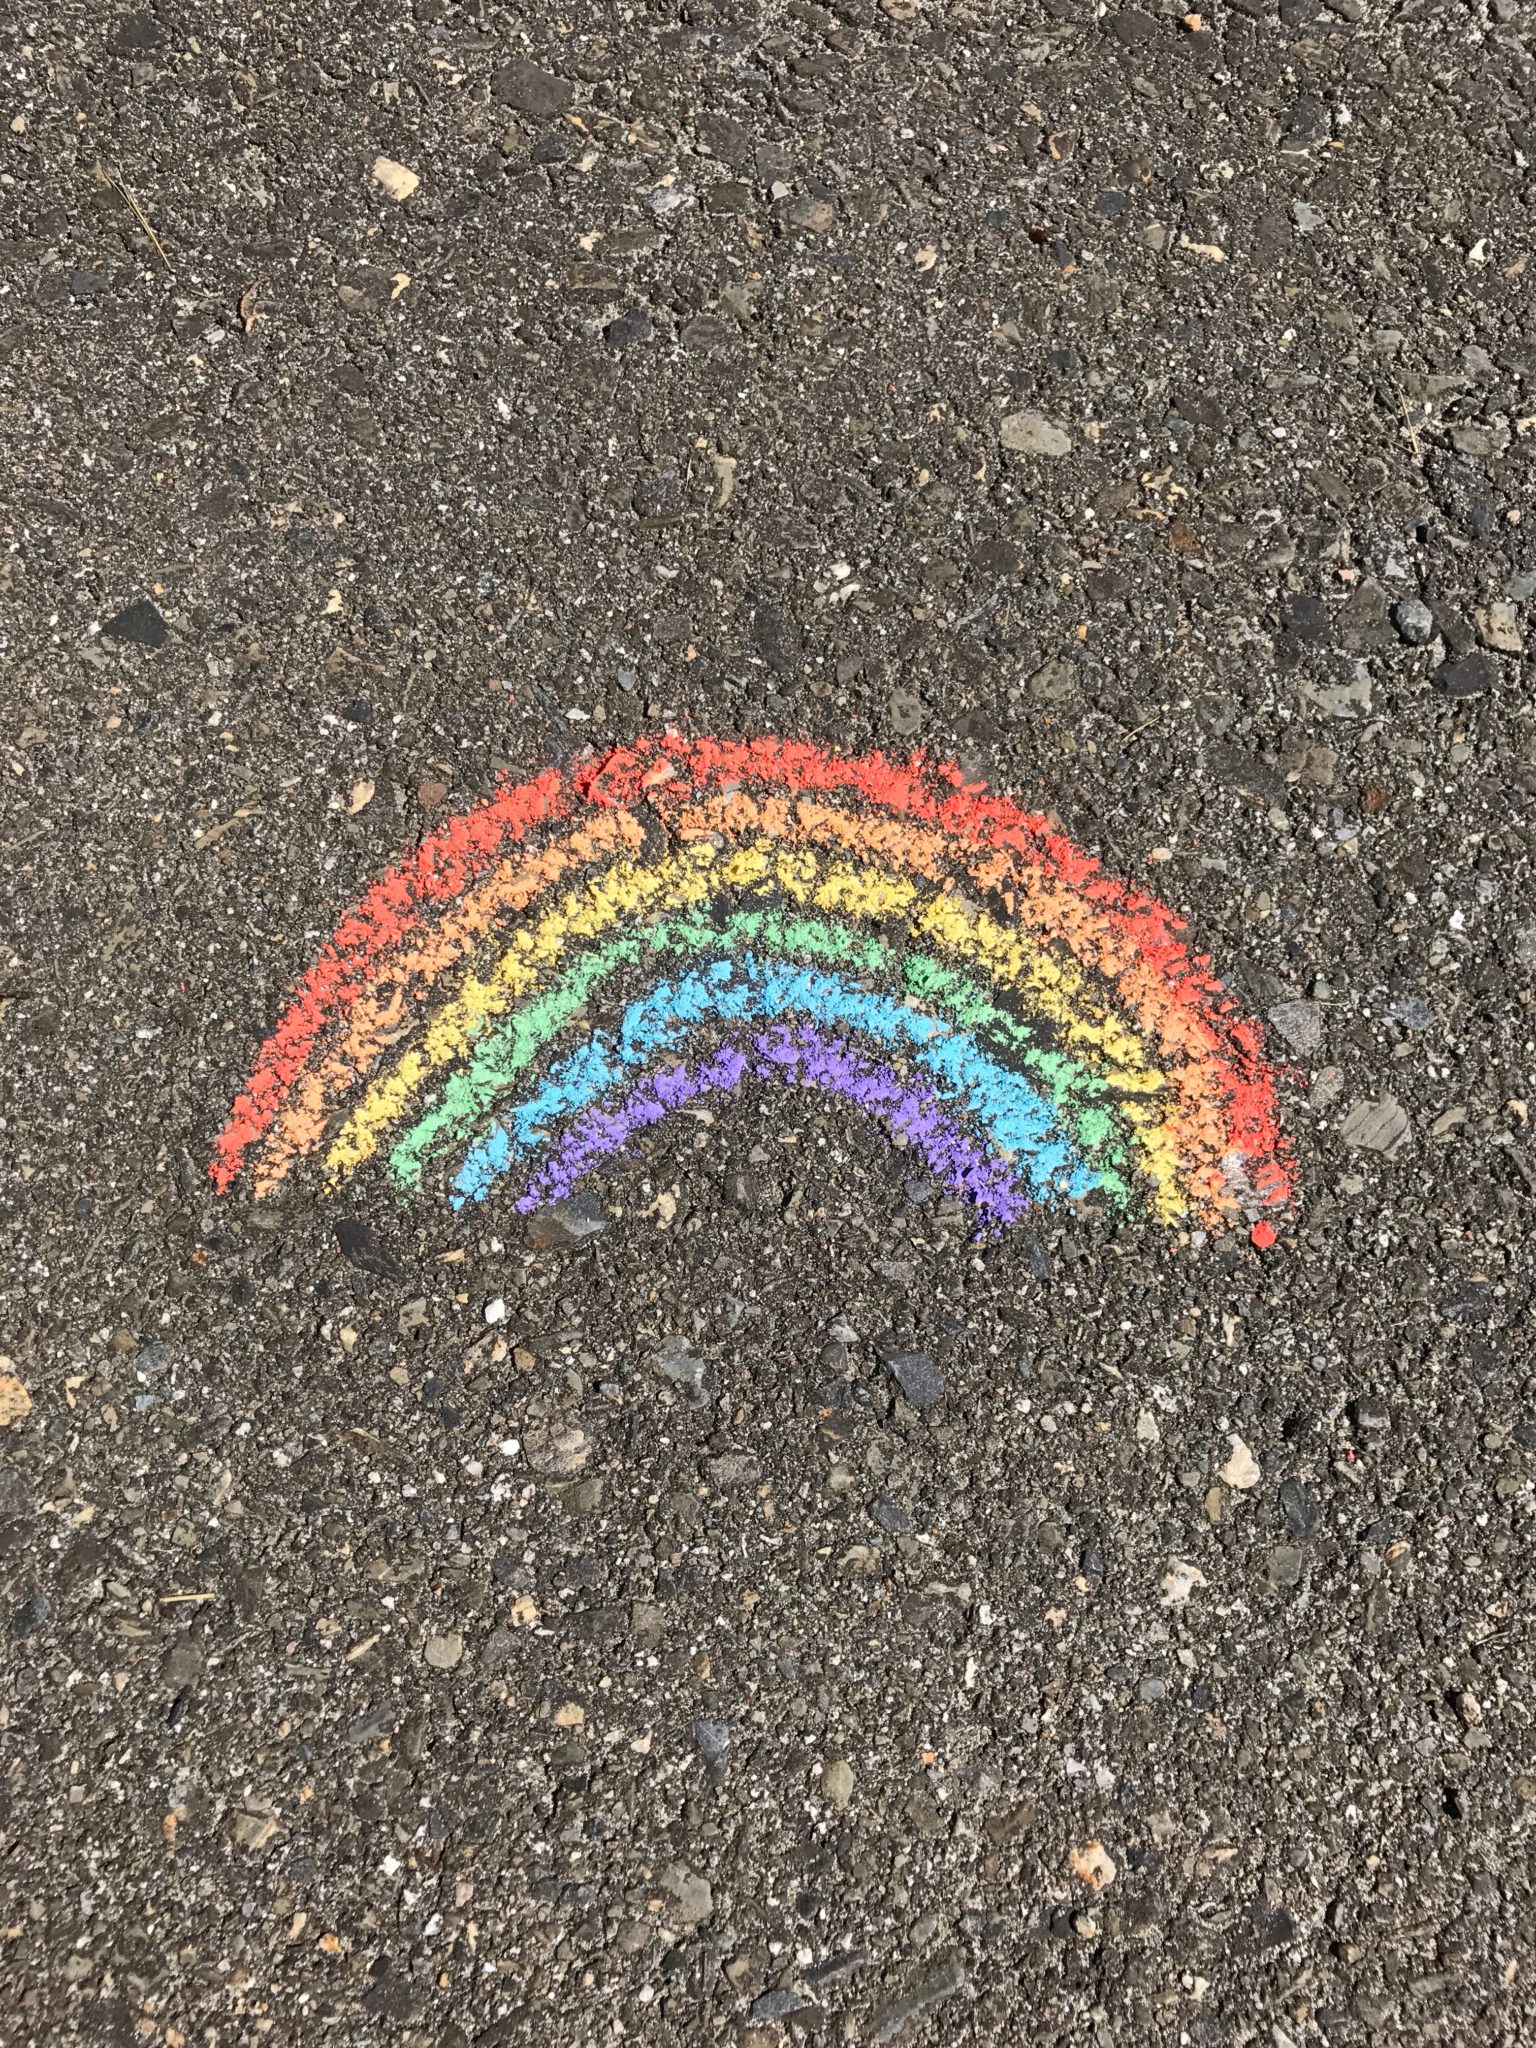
top-left (1278, 1477), bottom-right (1321, 1537)
top-left (1267, 1545), bottom-right (1306, 1590)
top-left (1393, 596), bottom-right (1434, 645)
top-left (1283, 595), bottom-right (1332, 646)
top-left (604, 311), bottom-right (654, 352)
top-left (525, 1194), bottom-right (609, 1248)
top-left (885, 1350), bottom-right (944, 1413)
top-left (9, 1587), bottom-right (50, 1638)
top-left (493, 60), bottom-right (572, 117)
top-left (1434, 654), bottom-right (1496, 697)
top-left (1103, 8), bottom-right (1161, 44)
top-left (103, 598), bottom-right (168, 648)
top-left (749, 1987), bottom-right (814, 2021)
top-left (692, 1717), bottom-right (731, 1785)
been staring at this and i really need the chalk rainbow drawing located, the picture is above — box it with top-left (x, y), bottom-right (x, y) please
top-left (211, 734), bottom-right (1294, 1235)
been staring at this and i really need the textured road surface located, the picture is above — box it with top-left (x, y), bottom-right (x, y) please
top-left (3, 3), bottom-right (1535, 2044)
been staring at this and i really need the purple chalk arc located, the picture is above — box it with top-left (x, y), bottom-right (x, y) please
top-left (512, 1022), bottom-right (1030, 1232)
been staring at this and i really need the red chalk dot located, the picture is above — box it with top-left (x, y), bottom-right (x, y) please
top-left (1249, 1220), bottom-right (1278, 1250)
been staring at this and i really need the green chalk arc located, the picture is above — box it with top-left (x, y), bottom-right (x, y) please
top-left (388, 908), bottom-right (1151, 1201)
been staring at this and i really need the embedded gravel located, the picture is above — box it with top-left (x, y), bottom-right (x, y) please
top-left (2, 4), bottom-right (1535, 2045)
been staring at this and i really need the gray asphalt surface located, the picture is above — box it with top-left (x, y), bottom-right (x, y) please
top-left (3, 3), bottom-right (1535, 2044)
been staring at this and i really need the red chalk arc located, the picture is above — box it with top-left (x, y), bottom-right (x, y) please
top-left (212, 735), bottom-right (1295, 1234)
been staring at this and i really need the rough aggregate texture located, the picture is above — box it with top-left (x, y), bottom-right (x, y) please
top-left (2, 2), bottom-right (1535, 2044)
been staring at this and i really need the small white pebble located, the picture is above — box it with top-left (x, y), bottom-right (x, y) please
top-left (484, 1297), bottom-right (507, 1325)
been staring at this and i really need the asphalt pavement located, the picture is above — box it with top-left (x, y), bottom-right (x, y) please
top-left (2, 3), bottom-right (1534, 2044)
